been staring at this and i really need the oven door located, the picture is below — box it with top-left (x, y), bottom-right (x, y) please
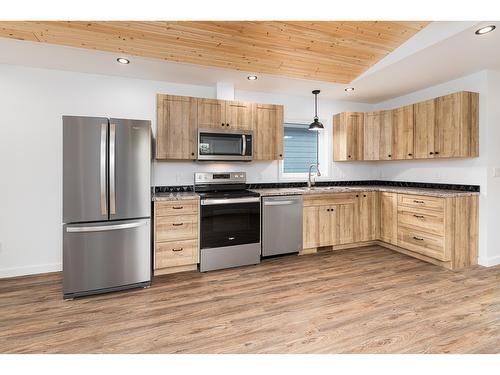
top-left (200, 197), bottom-right (260, 249)
top-left (198, 129), bottom-right (252, 161)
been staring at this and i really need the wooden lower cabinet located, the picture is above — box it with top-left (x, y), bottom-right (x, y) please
top-left (379, 192), bottom-right (398, 245)
top-left (354, 191), bottom-right (379, 242)
top-left (302, 191), bottom-right (478, 270)
top-left (154, 199), bottom-right (200, 275)
top-left (303, 193), bottom-right (361, 251)
top-left (395, 193), bottom-right (478, 269)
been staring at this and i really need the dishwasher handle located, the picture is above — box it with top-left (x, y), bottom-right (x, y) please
top-left (263, 200), bottom-right (300, 206)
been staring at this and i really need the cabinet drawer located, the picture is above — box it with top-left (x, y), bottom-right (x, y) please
top-left (156, 215), bottom-right (198, 242)
top-left (304, 193), bottom-right (357, 207)
top-left (398, 226), bottom-right (448, 261)
top-left (398, 208), bottom-right (444, 236)
top-left (155, 200), bottom-right (199, 217)
top-left (398, 194), bottom-right (444, 211)
top-left (155, 239), bottom-right (198, 269)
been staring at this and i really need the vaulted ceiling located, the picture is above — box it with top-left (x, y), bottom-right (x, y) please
top-left (0, 21), bottom-right (428, 83)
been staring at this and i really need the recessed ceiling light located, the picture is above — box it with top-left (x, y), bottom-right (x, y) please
top-left (345, 87), bottom-right (355, 92)
top-left (475, 25), bottom-right (496, 35)
top-left (247, 75), bottom-right (258, 81)
top-left (116, 57), bottom-right (130, 64)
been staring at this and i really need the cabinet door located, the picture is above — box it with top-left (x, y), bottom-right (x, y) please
top-left (435, 92), bottom-right (462, 158)
top-left (331, 203), bottom-right (355, 245)
top-left (333, 112), bottom-right (364, 161)
top-left (363, 112), bottom-right (381, 160)
top-left (318, 205), bottom-right (333, 247)
top-left (254, 104), bottom-right (284, 160)
top-left (156, 95), bottom-right (197, 160)
top-left (303, 206), bottom-right (320, 249)
top-left (197, 98), bottom-right (226, 129)
top-left (414, 99), bottom-right (436, 159)
top-left (379, 192), bottom-right (398, 245)
top-left (354, 192), bottom-right (379, 242)
top-left (225, 101), bottom-right (254, 130)
top-left (364, 111), bottom-right (392, 161)
top-left (379, 110), bottom-right (393, 160)
top-left (391, 105), bottom-right (414, 159)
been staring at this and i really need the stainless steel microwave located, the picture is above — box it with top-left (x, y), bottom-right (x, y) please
top-left (197, 128), bottom-right (253, 161)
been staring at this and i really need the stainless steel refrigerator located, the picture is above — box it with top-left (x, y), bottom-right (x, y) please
top-left (62, 116), bottom-right (151, 299)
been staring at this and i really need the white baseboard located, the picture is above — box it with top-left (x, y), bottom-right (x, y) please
top-left (478, 256), bottom-right (500, 267)
top-left (0, 263), bottom-right (62, 278)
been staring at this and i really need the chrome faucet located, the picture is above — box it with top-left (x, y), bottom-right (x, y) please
top-left (307, 164), bottom-right (321, 188)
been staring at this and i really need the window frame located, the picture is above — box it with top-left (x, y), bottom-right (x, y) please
top-left (278, 119), bottom-right (330, 181)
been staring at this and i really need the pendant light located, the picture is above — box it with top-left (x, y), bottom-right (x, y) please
top-left (309, 90), bottom-right (324, 131)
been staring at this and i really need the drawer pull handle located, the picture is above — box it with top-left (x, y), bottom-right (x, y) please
top-left (172, 223), bottom-right (184, 226)
top-left (412, 236), bottom-right (424, 241)
top-left (172, 206), bottom-right (184, 210)
top-left (172, 247), bottom-right (183, 252)
top-left (413, 214), bottom-right (425, 219)
top-left (413, 200), bottom-right (425, 204)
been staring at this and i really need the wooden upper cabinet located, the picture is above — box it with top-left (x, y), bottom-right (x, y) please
top-left (197, 99), bottom-right (254, 130)
top-left (335, 91), bottom-right (478, 162)
top-left (333, 112), bottom-right (364, 161)
top-left (363, 111), bottom-right (392, 161)
top-left (156, 94), bottom-right (197, 160)
top-left (225, 101), bottom-right (254, 130)
top-left (414, 92), bottom-right (479, 159)
top-left (253, 104), bottom-right (284, 160)
top-left (414, 99), bottom-right (436, 159)
top-left (197, 98), bottom-right (225, 129)
top-left (391, 105), bottom-right (414, 159)
top-left (435, 92), bottom-right (479, 158)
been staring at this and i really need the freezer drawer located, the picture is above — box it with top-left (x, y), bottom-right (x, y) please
top-left (262, 196), bottom-right (303, 257)
top-left (63, 219), bottom-right (151, 298)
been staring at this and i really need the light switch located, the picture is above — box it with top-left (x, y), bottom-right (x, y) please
top-left (494, 168), bottom-right (500, 177)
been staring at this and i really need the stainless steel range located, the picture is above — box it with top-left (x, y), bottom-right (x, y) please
top-left (195, 172), bottom-right (261, 272)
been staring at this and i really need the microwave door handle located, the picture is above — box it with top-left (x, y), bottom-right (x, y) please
top-left (242, 134), bottom-right (246, 156)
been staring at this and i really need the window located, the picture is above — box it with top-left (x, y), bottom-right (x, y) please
top-left (283, 123), bottom-right (318, 173)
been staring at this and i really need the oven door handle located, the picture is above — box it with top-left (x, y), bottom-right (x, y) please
top-left (201, 197), bottom-right (260, 205)
top-left (241, 134), bottom-right (246, 156)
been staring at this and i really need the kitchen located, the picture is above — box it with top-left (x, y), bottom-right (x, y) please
top-left (1, 6), bottom-right (500, 371)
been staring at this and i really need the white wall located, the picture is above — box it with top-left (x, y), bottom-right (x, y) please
top-left (1, 63), bottom-right (499, 277)
top-left (0, 64), bottom-right (373, 278)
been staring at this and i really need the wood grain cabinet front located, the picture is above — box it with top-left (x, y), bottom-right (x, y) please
top-left (394, 194), bottom-right (478, 270)
top-left (301, 191), bottom-right (478, 270)
top-left (379, 192), bottom-right (398, 245)
top-left (333, 91), bottom-right (478, 162)
top-left (253, 103), bottom-right (284, 160)
top-left (333, 112), bottom-right (364, 161)
top-left (154, 199), bottom-right (200, 275)
top-left (156, 94), bottom-right (197, 160)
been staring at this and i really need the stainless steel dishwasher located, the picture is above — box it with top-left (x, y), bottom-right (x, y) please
top-left (262, 195), bottom-right (303, 257)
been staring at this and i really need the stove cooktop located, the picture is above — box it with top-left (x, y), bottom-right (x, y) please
top-left (197, 189), bottom-right (260, 200)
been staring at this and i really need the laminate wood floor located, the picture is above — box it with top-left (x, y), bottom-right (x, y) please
top-left (1, 246), bottom-right (500, 353)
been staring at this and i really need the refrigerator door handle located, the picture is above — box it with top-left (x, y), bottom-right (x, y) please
top-left (100, 123), bottom-right (108, 216)
top-left (66, 220), bottom-right (148, 233)
top-left (109, 123), bottom-right (116, 215)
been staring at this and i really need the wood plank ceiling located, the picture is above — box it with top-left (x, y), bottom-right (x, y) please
top-left (0, 21), bottom-right (429, 83)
